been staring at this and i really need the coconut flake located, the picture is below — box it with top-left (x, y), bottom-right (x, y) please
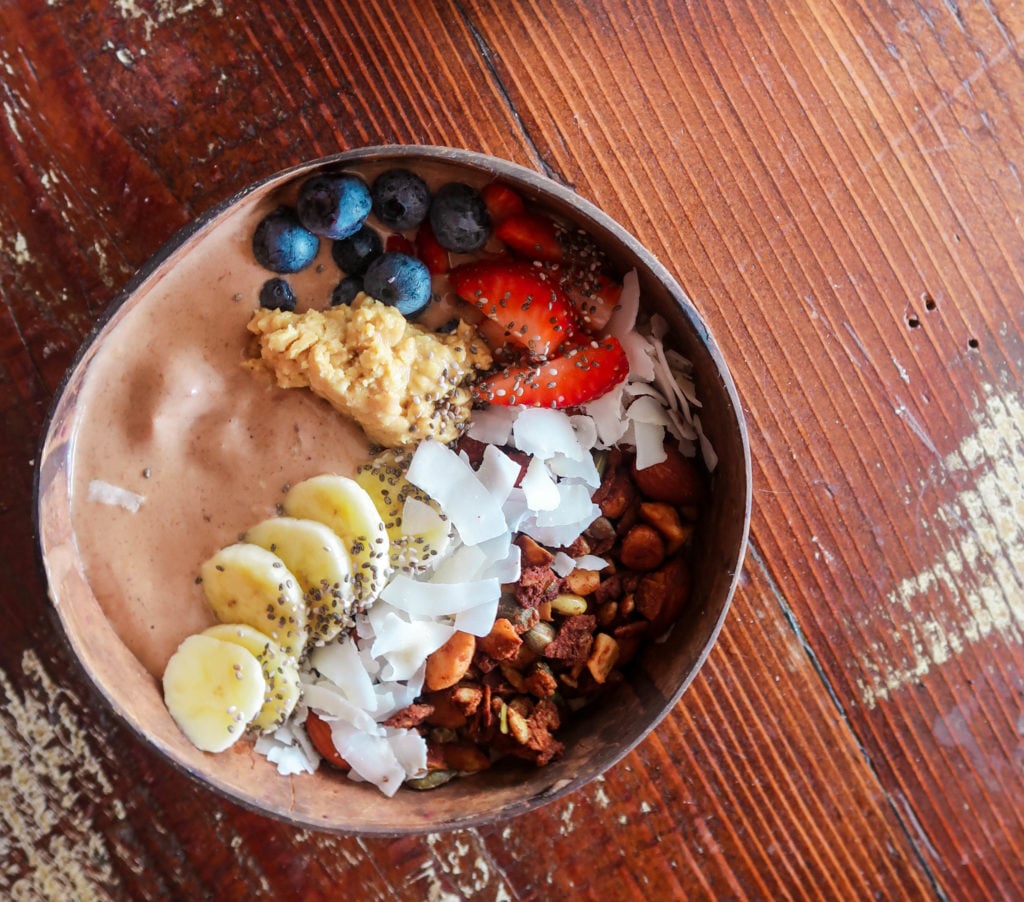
top-left (383, 574), bottom-right (501, 618)
top-left (513, 408), bottom-right (586, 461)
top-left (547, 452), bottom-right (601, 488)
top-left (332, 724), bottom-right (408, 797)
top-left (627, 394), bottom-right (673, 426)
top-left (406, 440), bottom-right (506, 545)
top-left (255, 732), bottom-right (319, 776)
top-left (604, 268), bottom-right (640, 336)
top-left (454, 596), bottom-right (501, 636)
top-left (475, 444), bottom-right (522, 505)
top-left (694, 414), bottom-right (719, 472)
top-left (633, 421), bottom-right (668, 470)
top-left (309, 640), bottom-right (377, 711)
top-left (551, 552), bottom-right (576, 577)
top-left (466, 404), bottom-right (519, 444)
top-left (87, 479), bottom-right (144, 512)
top-left (521, 457), bottom-right (560, 511)
top-left (520, 484), bottom-right (599, 546)
top-left (584, 381), bottom-right (629, 447)
top-left (574, 554), bottom-right (608, 571)
top-left (367, 605), bottom-right (454, 681)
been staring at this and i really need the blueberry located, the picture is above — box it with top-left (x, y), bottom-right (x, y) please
top-left (363, 252), bottom-right (431, 317)
top-left (297, 173), bottom-right (372, 240)
top-left (252, 206), bottom-right (319, 274)
top-left (259, 277), bottom-right (296, 311)
top-left (331, 275), bottom-right (363, 306)
top-left (429, 182), bottom-right (491, 253)
top-left (371, 168), bottom-right (431, 231)
top-left (331, 225), bottom-right (383, 276)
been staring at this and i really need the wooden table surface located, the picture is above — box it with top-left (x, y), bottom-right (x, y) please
top-left (3, 1), bottom-right (1023, 898)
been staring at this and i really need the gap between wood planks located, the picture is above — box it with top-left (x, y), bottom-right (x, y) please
top-left (453, 0), bottom-right (558, 183)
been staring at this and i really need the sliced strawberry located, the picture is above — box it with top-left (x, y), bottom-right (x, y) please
top-left (551, 265), bottom-right (621, 333)
top-left (496, 212), bottom-right (563, 263)
top-left (480, 181), bottom-right (527, 223)
top-left (450, 259), bottom-right (579, 358)
top-left (473, 315), bottom-right (518, 357)
top-left (305, 710), bottom-right (350, 770)
top-left (386, 233), bottom-right (415, 255)
top-left (415, 219), bottom-right (449, 274)
top-left (473, 337), bottom-right (629, 408)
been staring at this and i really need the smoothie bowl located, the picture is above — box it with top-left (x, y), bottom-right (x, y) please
top-left (35, 146), bottom-right (750, 833)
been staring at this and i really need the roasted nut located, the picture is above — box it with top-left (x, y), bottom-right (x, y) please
top-left (586, 633), bottom-right (620, 684)
top-left (594, 467), bottom-right (637, 518)
top-left (506, 705), bottom-right (531, 745)
top-left (619, 592), bottom-right (636, 618)
top-left (563, 568), bottom-right (602, 596)
top-left (425, 691), bottom-right (469, 728)
top-left (636, 555), bottom-right (691, 634)
top-left (596, 600), bottom-right (618, 627)
top-left (441, 742), bottom-right (491, 772)
top-left (477, 617), bottom-right (523, 660)
top-left (524, 662), bottom-right (557, 698)
top-left (550, 593), bottom-right (589, 615)
top-left (406, 770), bottom-right (457, 790)
top-left (523, 621), bottom-right (556, 654)
top-left (639, 502), bottom-right (691, 554)
top-left (425, 631), bottom-right (476, 690)
top-left (619, 524), bottom-right (666, 571)
top-left (631, 442), bottom-right (703, 505)
top-left (499, 663), bottom-right (528, 693)
top-left (583, 516), bottom-right (616, 555)
top-left (612, 620), bottom-right (649, 664)
top-left (516, 534), bottom-right (555, 567)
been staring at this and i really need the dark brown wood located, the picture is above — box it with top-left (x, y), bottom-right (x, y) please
top-left (3, 0), bottom-right (1022, 897)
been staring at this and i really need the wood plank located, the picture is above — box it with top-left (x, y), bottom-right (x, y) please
top-left (2, 0), bottom-right (1023, 896)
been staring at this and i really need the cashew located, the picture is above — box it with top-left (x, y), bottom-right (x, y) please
top-left (425, 631), bottom-right (476, 691)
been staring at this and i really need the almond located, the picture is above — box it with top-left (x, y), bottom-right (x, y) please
top-left (631, 441), bottom-right (703, 505)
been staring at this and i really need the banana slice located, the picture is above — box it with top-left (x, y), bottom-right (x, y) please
top-left (202, 624), bottom-right (301, 733)
top-left (356, 451), bottom-right (453, 575)
top-left (244, 517), bottom-right (355, 646)
top-left (199, 543), bottom-right (307, 659)
top-left (162, 633), bottom-right (266, 753)
top-left (283, 475), bottom-right (391, 608)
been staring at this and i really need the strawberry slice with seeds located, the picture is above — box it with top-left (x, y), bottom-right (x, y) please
top-left (450, 259), bottom-right (579, 358)
top-left (481, 182), bottom-right (527, 223)
top-left (496, 213), bottom-right (564, 263)
top-left (548, 264), bottom-right (621, 333)
top-left (473, 337), bottom-right (629, 409)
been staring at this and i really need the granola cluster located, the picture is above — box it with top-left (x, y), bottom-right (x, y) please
top-left (384, 437), bottom-right (705, 787)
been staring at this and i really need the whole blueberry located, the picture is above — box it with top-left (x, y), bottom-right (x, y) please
top-left (331, 275), bottom-right (363, 306)
top-left (297, 173), bottom-right (372, 240)
top-left (331, 225), bottom-right (383, 276)
top-left (259, 277), bottom-right (297, 311)
top-left (252, 206), bottom-right (319, 274)
top-left (363, 252), bottom-right (431, 317)
top-left (429, 182), bottom-right (491, 252)
top-left (371, 168), bottom-right (431, 231)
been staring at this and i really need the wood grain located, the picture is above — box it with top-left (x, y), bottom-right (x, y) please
top-left (2, 0), bottom-right (1023, 897)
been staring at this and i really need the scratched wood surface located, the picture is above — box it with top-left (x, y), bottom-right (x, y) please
top-left (2, 0), bottom-right (1022, 897)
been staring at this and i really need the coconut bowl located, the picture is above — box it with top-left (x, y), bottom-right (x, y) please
top-left (35, 146), bottom-right (750, 834)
